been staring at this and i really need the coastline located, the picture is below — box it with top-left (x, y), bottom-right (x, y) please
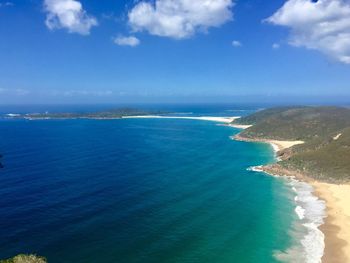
top-left (232, 131), bottom-right (350, 263)
top-left (313, 182), bottom-right (350, 263)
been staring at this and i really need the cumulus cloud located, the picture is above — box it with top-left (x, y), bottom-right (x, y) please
top-left (232, 40), bottom-right (241, 47)
top-left (113, 36), bottom-right (140, 46)
top-left (267, 0), bottom-right (350, 64)
top-left (44, 0), bottom-right (97, 35)
top-left (272, 43), bottom-right (280, 49)
top-left (128, 0), bottom-right (234, 39)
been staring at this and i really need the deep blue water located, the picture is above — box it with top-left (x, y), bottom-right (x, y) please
top-left (0, 106), bottom-right (298, 262)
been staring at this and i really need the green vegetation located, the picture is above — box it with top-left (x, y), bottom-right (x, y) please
top-left (3, 108), bottom-right (166, 120)
top-left (233, 106), bottom-right (350, 182)
top-left (237, 106), bottom-right (350, 141)
top-left (0, 254), bottom-right (46, 263)
top-left (234, 106), bottom-right (299, 126)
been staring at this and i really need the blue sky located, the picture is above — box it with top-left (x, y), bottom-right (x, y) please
top-left (1, 0), bottom-right (350, 104)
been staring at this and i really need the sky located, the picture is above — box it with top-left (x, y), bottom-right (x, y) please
top-left (1, 0), bottom-right (350, 104)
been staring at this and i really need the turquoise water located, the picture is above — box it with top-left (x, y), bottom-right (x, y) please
top-left (0, 114), bottom-right (299, 262)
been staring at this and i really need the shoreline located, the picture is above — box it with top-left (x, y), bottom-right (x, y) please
top-left (263, 165), bottom-right (350, 263)
top-left (232, 132), bottom-right (350, 263)
top-left (313, 182), bottom-right (350, 263)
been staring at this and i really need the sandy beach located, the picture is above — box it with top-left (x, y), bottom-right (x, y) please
top-left (122, 116), bottom-right (240, 123)
top-left (264, 141), bottom-right (350, 263)
top-left (254, 164), bottom-right (350, 263)
top-left (228, 123), bottom-right (253, 129)
top-left (233, 134), bottom-right (304, 151)
top-left (264, 139), bottom-right (304, 151)
top-left (312, 182), bottom-right (350, 263)
top-left (264, 139), bottom-right (350, 263)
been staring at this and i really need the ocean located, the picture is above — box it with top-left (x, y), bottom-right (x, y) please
top-left (0, 104), bottom-right (325, 263)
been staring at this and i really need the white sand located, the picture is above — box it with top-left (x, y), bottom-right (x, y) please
top-left (122, 116), bottom-right (240, 123)
top-left (266, 140), bottom-right (304, 151)
top-left (312, 182), bottom-right (350, 263)
top-left (228, 124), bottom-right (252, 129)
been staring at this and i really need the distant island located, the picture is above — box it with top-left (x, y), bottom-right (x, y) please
top-left (2, 108), bottom-right (167, 120)
top-left (231, 106), bottom-right (350, 263)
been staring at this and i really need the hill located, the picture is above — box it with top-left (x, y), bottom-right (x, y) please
top-left (233, 106), bottom-right (350, 182)
top-left (237, 106), bottom-right (350, 141)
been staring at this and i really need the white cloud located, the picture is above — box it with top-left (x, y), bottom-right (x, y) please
top-left (0, 2), bottom-right (13, 8)
top-left (272, 43), bottom-right (280, 49)
top-left (44, 0), bottom-right (97, 35)
top-left (267, 0), bottom-right (350, 64)
top-left (232, 40), bottom-right (241, 47)
top-left (61, 90), bottom-right (113, 97)
top-left (114, 36), bottom-right (140, 47)
top-left (0, 88), bottom-right (30, 96)
top-left (128, 0), bottom-right (234, 39)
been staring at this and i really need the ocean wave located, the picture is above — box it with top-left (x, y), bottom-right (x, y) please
top-left (246, 166), bottom-right (263, 172)
top-left (295, 205), bottom-right (306, 220)
top-left (275, 179), bottom-right (326, 263)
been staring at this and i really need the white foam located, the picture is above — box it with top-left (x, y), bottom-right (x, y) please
top-left (6, 113), bottom-right (20, 117)
top-left (246, 166), bottom-right (263, 172)
top-left (268, 143), bottom-right (282, 161)
top-left (295, 206), bottom-right (306, 220)
top-left (270, 143), bottom-right (280, 153)
top-left (275, 179), bottom-right (326, 263)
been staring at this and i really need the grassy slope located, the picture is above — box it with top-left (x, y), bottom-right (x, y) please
top-left (234, 106), bottom-right (299, 125)
top-left (239, 107), bottom-right (350, 141)
top-left (281, 128), bottom-right (350, 182)
top-left (234, 107), bottom-right (350, 182)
